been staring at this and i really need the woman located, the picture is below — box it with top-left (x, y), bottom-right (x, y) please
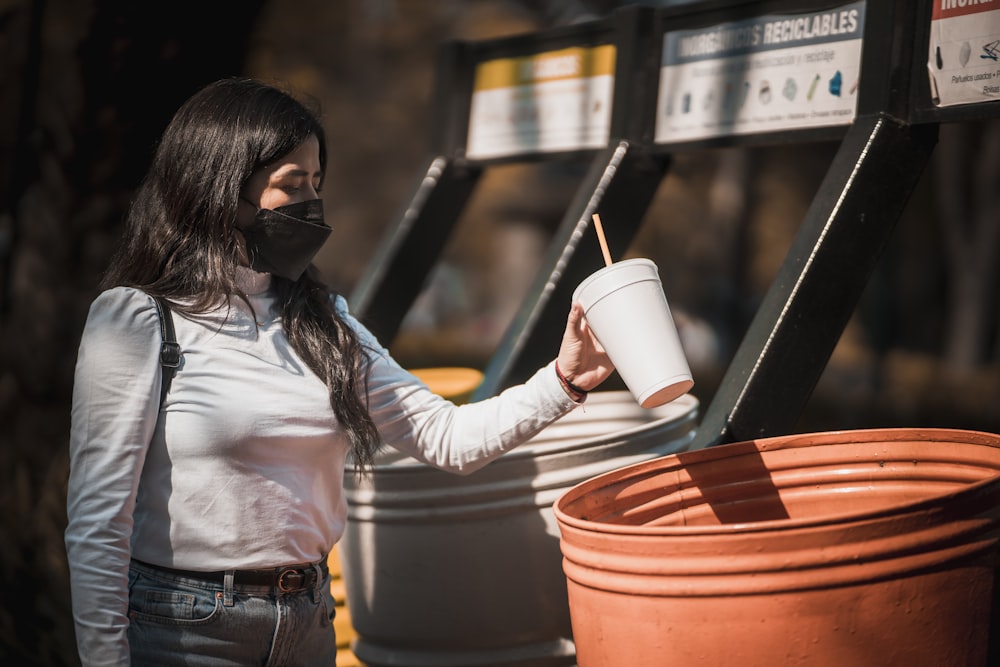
top-left (65, 77), bottom-right (613, 666)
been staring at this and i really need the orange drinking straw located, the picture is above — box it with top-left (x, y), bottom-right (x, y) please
top-left (592, 213), bottom-right (613, 267)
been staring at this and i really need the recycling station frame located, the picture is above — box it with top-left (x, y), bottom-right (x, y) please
top-left (349, 0), bottom-right (1000, 449)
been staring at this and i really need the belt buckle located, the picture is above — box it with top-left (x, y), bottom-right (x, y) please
top-left (277, 568), bottom-right (305, 592)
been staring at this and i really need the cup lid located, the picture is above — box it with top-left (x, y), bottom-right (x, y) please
top-left (573, 258), bottom-right (661, 307)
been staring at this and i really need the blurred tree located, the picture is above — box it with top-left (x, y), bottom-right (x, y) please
top-left (934, 119), bottom-right (1000, 370)
top-left (0, 1), bottom-right (264, 664)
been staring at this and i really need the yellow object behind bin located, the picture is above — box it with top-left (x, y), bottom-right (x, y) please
top-left (409, 367), bottom-right (484, 405)
top-left (328, 546), bottom-right (362, 666)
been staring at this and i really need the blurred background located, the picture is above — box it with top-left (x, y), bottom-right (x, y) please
top-left (2, 0), bottom-right (998, 664)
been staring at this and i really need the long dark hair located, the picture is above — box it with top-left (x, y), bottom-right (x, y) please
top-left (102, 77), bottom-right (380, 472)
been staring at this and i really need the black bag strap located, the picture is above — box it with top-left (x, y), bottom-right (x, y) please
top-left (151, 296), bottom-right (181, 406)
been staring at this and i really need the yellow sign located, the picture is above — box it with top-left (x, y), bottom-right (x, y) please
top-left (473, 45), bottom-right (617, 91)
top-left (467, 45), bottom-right (617, 159)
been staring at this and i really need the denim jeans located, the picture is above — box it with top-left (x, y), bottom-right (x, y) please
top-left (127, 560), bottom-right (338, 666)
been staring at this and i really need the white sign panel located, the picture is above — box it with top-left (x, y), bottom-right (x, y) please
top-left (466, 45), bottom-right (616, 160)
top-left (655, 2), bottom-right (866, 143)
top-left (928, 0), bottom-right (1000, 107)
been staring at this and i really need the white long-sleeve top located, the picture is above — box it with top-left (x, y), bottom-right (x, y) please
top-left (65, 268), bottom-right (578, 666)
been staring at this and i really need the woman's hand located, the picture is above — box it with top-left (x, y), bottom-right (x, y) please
top-left (555, 302), bottom-right (614, 393)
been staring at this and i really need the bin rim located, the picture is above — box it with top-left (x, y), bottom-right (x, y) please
top-left (553, 426), bottom-right (1000, 536)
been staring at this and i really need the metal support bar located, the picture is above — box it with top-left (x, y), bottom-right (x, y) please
top-left (348, 155), bottom-right (482, 343)
top-left (473, 140), bottom-right (670, 399)
top-left (692, 113), bottom-right (939, 449)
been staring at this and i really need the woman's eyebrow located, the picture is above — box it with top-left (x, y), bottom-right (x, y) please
top-left (272, 167), bottom-right (323, 181)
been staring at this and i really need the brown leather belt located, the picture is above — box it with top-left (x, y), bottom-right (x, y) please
top-left (133, 559), bottom-right (328, 592)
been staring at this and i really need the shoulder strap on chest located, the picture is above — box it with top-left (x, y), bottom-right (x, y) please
top-left (151, 297), bottom-right (181, 406)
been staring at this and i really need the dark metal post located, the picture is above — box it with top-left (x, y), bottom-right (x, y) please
top-left (692, 114), bottom-right (938, 448)
top-left (348, 38), bottom-right (483, 344)
top-left (348, 156), bottom-right (482, 343)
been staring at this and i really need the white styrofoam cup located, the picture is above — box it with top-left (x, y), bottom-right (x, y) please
top-left (573, 258), bottom-right (694, 408)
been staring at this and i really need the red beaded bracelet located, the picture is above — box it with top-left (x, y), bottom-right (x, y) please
top-left (555, 362), bottom-right (588, 399)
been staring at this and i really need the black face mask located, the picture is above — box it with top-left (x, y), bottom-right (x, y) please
top-left (240, 198), bottom-right (331, 281)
